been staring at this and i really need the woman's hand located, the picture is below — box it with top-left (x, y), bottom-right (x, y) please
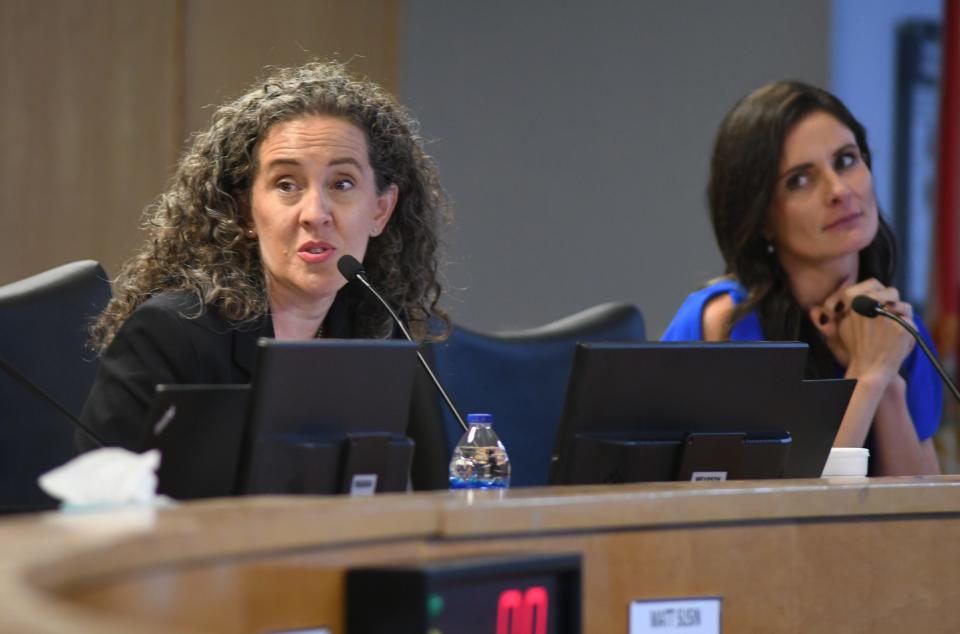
top-left (809, 279), bottom-right (937, 474)
top-left (808, 278), bottom-right (914, 382)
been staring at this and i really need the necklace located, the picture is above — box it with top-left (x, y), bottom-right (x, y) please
top-left (315, 323), bottom-right (325, 339)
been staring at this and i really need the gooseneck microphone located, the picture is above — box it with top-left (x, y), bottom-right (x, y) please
top-left (0, 353), bottom-right (106, 446)
top-left (851, 294), bottom-right (960, 403)
top-left (337, 255), bottom-right (469, 433)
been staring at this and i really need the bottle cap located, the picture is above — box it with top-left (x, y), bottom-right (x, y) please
top-left (466, 413), bottom-right (493, 423)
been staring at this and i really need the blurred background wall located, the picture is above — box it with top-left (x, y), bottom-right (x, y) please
top-left (0, 0), bottom-right (399, 294)
top-left (402, 0), bottom-right (830, 335)
top-left (0, 0), bottom-right (945, 337)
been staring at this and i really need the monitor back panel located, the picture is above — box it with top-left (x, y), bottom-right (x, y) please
top-left (147, 384), bottom-right (251, 499)
top-left (246, 339), bottom-right (420, 438)
top-left (552, 342), bottom-right (854, 481)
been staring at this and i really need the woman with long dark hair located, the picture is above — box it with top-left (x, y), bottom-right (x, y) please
top-left (663, 81), bottom-right (941, 475)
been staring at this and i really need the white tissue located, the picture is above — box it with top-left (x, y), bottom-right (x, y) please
top-left (39, 448), bottom-right (162, 507)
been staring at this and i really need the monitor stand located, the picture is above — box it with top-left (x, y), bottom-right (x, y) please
top-left (243, 431), bottom-right (414, 496)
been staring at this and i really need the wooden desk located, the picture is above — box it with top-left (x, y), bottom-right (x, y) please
top-left (2, 477), bottom-right (959, 633)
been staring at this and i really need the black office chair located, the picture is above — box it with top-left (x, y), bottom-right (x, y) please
top-left (409, 302), bottom-right (645, 490)
top-left (0, 260), bottom-right (111, 512)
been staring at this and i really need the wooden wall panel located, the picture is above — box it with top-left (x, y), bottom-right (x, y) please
top-left (183, 0), bottom-right (400, 135)
top-left (0, 0), bottom-right (400, 287)
top-left (0, 0), bottom-right (181, 285)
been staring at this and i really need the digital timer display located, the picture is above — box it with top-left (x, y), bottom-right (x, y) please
top-left (429, 574), bottom-right (557, 633)
top-left (346, 553), bottom-right (581, 634)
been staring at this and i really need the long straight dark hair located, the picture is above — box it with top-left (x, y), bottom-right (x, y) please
top-left (708, 81), bottom-right (897, 378)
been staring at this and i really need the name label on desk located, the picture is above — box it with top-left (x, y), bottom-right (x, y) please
top-left (350, 474), bottom-right (378, 496)
top-left (630, 597), bottom-right (721, 633)
top-left (690, 471), bottom-right (727, 482)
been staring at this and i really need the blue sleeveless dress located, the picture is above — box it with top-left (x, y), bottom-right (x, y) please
top-left (661, 279), bottom-right (942, 440)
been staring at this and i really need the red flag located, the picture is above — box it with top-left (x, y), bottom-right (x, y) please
top-left (933, 0), bottom-right (960, 378)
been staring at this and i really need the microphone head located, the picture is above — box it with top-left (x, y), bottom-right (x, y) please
top-left (851, 294), bottom-right (880, 318)
top-left (337, 255), bottom-right (366, 282)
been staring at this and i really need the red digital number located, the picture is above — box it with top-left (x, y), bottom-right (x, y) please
top-left (496, 589), bottom-right (522, 634)
top-left (496, 586), bottom-right (548, 634)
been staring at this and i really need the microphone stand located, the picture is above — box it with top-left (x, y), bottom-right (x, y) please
top-left (351, 273), bottom-right (470, 434)
top-left (873, 306), bottom-right (960, 404)
top-left (0, 352), bottom-right (106, 446)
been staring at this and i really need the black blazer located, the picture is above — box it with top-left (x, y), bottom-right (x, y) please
top-left (79, 290), bottom-right (356, 452)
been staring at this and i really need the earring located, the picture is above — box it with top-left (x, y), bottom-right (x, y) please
top-left (765, 242), bottom-right (775, 255)
top-left (246, 229), bottom-right (256, 238)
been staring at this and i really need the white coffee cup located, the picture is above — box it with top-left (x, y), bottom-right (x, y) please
top-left (821, 447), bottom-right (870, 478)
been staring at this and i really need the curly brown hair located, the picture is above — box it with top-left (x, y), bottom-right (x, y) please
top-left (91, 61), bottom-right (451, 350)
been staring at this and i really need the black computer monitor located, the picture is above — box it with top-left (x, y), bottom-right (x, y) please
top-left (147, 383), bottom-right (250, 499)
top-left (147, 339), bottom-right (419, 498)
top-left (549, 342), bottom-right (855, 485)
top-left (239, 338), bottom-right (419, 496)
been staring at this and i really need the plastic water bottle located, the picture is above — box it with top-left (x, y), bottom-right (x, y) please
top-left (448, 413), bottom-right (511, 489)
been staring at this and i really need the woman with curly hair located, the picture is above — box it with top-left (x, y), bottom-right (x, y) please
top-left (81, 61), bottom-right (451, 450)
top-left (662, 81), bottom-right (941, 476)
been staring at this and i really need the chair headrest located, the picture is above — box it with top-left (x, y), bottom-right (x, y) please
top-left (453, 302), bottom-right (645, 345)
top-left (0, 260), bottom-right (108, 307)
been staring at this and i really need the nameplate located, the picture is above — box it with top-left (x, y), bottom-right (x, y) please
top-left (690, 471), bottom-right (727, 482)
top-left (629, 597), bottom-right (721, 633)
top-left (350, 474), bottom-right (378, 496)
